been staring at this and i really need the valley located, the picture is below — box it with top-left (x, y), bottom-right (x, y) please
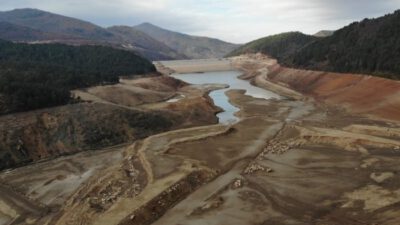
top-left (0, 56), bottom-right (399, 225)
top-left (0, 2), bottom-right (399, 225)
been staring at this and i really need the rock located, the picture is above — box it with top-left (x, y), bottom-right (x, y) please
top-left (233, 179), bottom-right (243, 189)
top-left (88, 198), bottom-right (104, 212)
top-left (244, 162), bottom-right (274, 175)
top-left (259, 140), bottom-right (291, 159)
top-left (244, 163), bottom-right (265, 174)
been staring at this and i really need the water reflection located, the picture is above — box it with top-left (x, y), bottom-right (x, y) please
top-left (172, 71), bottom-right (280, 124)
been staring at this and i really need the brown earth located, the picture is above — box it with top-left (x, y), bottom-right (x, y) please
top-left (0, 75), bottom-right (221, 171)
top-left (0, 102), bottom-right (177, 170)
top-left (44, 86), bottom-right (399, 225)
top-left (232, 54), bottom-right (400, 121)
top-left (0, 57), bottom-right (400, 225)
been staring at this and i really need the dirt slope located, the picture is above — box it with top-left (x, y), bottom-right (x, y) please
top-left (0, 75), bottom-right (220, 171)
top-left (232, 54), bottom-right (400, 121)
top-left (0, 103), bottom-right (177, 170)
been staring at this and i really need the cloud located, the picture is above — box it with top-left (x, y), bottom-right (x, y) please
top-left (0, 0), bottom-right (399, 43)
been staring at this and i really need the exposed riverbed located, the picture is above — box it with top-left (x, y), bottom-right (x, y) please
top-left (171, 71), bottom-right (280, 124)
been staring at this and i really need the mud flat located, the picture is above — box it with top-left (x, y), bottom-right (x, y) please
top-left (0, 145), bottom-right (127, 224)
top-left (1, 57), bottom-right (400, 225)
top-left (0, 73), bottom-right (223, 224)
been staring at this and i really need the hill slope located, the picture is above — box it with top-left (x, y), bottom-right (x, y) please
top-left (0, 21), bottom-right (78, 42)
top-left (0, 8), bottom-right (116, 41)
top-left (0, 9), bottom-right (239, 60)
top-left (0, 9), bottom-right (184, 60)
top-left (227, 32), bottom-right (317, 60)
top-left (0, 39), bottom-right (155, 114)
top-left (288, 10), bottom-right (400, 79)
top-left (107, 26), bottom-right (187, 60)
top-left (134, 23), bottom-right (239, 59)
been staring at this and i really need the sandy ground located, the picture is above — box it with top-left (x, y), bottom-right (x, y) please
top-left (1, 57), bottom-right (400, 225)
top-left (0, 144), bottom-right (127, 225)
top-left (0, 73), bottom-right (222, 224)
top-left (72, 76), bottom-right (181, 110)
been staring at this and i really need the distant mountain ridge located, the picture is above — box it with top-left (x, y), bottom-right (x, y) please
top-left (0, 8), bottom-right (115, 41)
top-left (107, 26), bottom-right (188, 60)
top-left (0, 8), bottom-right (237, 60)
top-left (0, 21), bottom-right (78, 42)
top-left (0, 8), bottom-right (180, 60)
top-left (134, 22), bottom-right (240, 59)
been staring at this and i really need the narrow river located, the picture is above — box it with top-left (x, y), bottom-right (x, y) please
top-left (172, 71), bottom-right (280, 124)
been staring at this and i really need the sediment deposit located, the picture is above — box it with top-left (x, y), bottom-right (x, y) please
top-left (0, 57), bottom-right (400, 225)
top-left (232, 54), bottom-right (400, 121)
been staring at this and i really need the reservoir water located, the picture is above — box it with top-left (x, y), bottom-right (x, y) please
top-left (172, 71), bottom-right (280, 124)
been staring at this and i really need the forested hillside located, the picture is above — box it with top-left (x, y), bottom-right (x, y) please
top-left (0, 40), bottom-right (155, 114)
top-left (227, 32), bottom-right (317, 60)
top-left (0, 21), bottom-right (75, 42)
top-left (288, 10), bottom-right (400, 79)
top-left (229, 10), bottom-right (400, 80)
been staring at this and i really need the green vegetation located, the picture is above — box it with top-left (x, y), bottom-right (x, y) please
top-left (227, 32), bottom-right (317, 60)
top-left (0, 21), bottom-right (70, 42)
top-left (0, 40), bottom-right (156, 114)
top-left (229, 10), bottom-right (400, 80)
top-left (288, 10), bottom-right (400, 79)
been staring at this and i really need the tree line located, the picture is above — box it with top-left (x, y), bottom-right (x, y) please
top-left (287, 10), bottom-right (400, 79)
top-left (0, 40), bottom-right (156, 114)
top-left (228, 10), bottom-right (400, 80)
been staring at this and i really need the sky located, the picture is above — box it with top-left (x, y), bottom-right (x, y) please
top-left (1, 0), bottom-right (400, 43)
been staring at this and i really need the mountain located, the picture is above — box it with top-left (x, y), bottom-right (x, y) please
top-left (313, 30), bottom-right (334, 37)
top-left (227, 32), bottom-right (317, 60)
top-left (134, 22), bottom-right (240, 59)
top-left (107, 26), bottom-right (188, 60)
top-left (0, 21), bottom-right (78, 42)
top-left (288, 10), bottom-right (400, 79)
top-left (0, 9), bottom-right (238, 60)
top-left (0, 8), bottom-right (116, 41)
top-left (0, 9), bottom-right (237, 60)
top-left (0, 9), bottom-right (184, 60)
top-left (229, 10), bottom-right (400, 80)
top-left (0, 39), bottom-right (155, 114)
